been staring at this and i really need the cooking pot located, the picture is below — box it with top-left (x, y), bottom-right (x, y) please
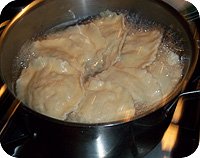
top-left (0, 0), bottom-right (199, 157)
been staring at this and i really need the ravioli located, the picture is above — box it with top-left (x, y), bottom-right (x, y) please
top-left (32, 10), bottom-right (128, 78)
top-left (67, 78), bottom-right (135, 123)
top-left (90, 10), bottom-right (128, 70)
top-left (16, 56), bottom-right (84, 120)
top-left (32, 24), bottom-right (102, 72)
top-left (147, 45), bottom-right (182, 95)
top-left (116, 29), bottom-right (163, 68)
top-left (97, 66), bottom-right (163, 108)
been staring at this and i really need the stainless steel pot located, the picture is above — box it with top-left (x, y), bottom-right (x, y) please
top-left (0, 0), bottom-right (199, 157)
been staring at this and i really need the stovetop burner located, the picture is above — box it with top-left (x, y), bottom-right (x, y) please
top-left (0, 0), bottom-right (200, 158)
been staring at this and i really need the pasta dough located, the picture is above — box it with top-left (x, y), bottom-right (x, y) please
top-left (67, 78), bottom-right (135, 123)
top-left (32, 10), bottom-right (128, 78)
top-left (97, 66), bottom-right (162, 109)
top-left (16, 56), bottom-right (84, 120)
top-left (116, 29), bottom-right (163, 68)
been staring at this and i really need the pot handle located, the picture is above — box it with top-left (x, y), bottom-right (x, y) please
top-left (134, 89), bottom-right (200, 127)
top-left (164, 89), bottom-right (200, 117)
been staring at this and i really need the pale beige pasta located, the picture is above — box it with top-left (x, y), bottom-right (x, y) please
top-left (16, 56), bottom-right (84, 120)
top-left (68, 78), bottom-right (135, 123)
top-left (116, 29), bottom-right (163, 68)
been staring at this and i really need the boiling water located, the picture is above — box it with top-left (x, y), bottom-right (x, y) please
top-left (14, 10), bottom-right (184, 123)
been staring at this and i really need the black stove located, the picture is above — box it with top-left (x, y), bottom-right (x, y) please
top-left (0, 0), bottom-right (200, 158)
